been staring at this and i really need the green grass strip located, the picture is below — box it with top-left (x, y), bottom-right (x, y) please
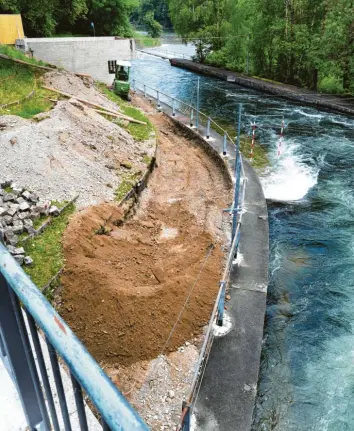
top-left (23, 203), bottom-right (75, 289)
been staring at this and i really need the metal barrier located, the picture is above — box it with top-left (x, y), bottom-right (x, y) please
top-left (0, 243), bottom-right (149, 431)
top-left (136, 48), bottom-right (192, 60)
top-left (131, 79), bottom-right (246, 431)
top-left (132, 78), bottom-right (235, 144)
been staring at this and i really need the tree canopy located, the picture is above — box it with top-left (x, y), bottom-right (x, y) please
top-left (168, 0), bottom-right (354, 93)
top-left (0, 0), bottom-right (137, 37)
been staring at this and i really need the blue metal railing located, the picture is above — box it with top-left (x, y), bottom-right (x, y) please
top-left (131, 79), bottom-right (246, 430)
top-left (0, 243), bottom-right (149, 431)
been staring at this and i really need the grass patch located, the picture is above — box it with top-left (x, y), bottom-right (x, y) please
top-left (0, 57), bottom-right (55, 118)
top-left (212, 117), bottom-right (269, 170)
top-left (114, 172), bottom-right (140, 202)
top-left (142, 154), bottom-right (152, 165)
top-left (33, 215), bottom-right (50, 230)
top-left (3, 186), bottom-right (13, 193)
top-left (95, 82), bottom-right (154, 142)
top-left (133, 32), bottom-right (161, 48)
top-left (0, 44), bottom-right (50, 67)
top-left (51, 200), bottom-right (69, 209)
top-left (23, 203), bottom-right (75, 289)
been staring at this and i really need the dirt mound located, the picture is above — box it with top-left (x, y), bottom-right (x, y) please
top-left (60, 108), bottom-right (231, 367)
top-left (43, 70), bottom-right (119, 112)
top-left (0, 100), bottom-right (153, 208)
top-left (61, 201), bottom-right (223, 365)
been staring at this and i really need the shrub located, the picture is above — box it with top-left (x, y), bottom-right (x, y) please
top-left (318, 75), bottom-right (344, 94)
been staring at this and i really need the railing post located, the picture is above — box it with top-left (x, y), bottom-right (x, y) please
top-left (206, 118), bottom-right (211, 139)
top-left (231, 103), bottom-right (243, 240)
top-left (190, 109), bottom-right (194, 127)
top-left (217, 281), bottom-right (227, 326)
top-left (232, 156), bottom-right (242, 241)
top-left (144, 84), bottom-right (147, 98)
top-left (157, 90), bottom-right (161, 109)
top-left (196, 77), bottom-right (200, 129)
top-left (172, 98), bottom-right (176, 116)
top-left (223, 133), bottom-right (227, 155)
top-left (0, 272), bottom-right (47, 430)
top-left (181, 401), bottom-right (191, 431)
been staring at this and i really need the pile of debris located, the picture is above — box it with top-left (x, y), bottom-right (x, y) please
top-left (0, 181), bottom-right (60, 265)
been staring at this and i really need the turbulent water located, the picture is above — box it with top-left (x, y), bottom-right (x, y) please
top-left (132, 49), bottom-right (354, 430)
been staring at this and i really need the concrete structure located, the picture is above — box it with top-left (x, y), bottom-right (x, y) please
top-left (17, 37), bottom-right (135, 85)
top-left (0, 14), bottom-right (24, 45)
top-left (195, 158), bottom-right (269, 431)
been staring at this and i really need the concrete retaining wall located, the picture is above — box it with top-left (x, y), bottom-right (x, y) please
top-left (19, 37), bottom-right (135, 85)
top-left (170, 59), bottom-right (354, 117)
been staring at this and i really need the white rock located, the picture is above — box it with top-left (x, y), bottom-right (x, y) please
top-left (168, 390), bottom-right (175, 399)
top-left (19, 201), bottom-right (30, 211)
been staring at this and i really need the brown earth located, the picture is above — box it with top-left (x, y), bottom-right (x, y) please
top-left (60, 96), bottom-right (232, 367)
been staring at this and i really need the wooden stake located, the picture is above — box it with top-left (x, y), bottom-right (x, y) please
top-left (42, 85), bottom-right (146, 125)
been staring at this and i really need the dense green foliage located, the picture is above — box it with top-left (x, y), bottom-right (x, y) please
top-left (143, 11), bottom-right (163, 38)
top-left (168, 0), bottom-right (354, 93)
top-left (0, 0), bottom-right (137, 37)
top-left (131, 0), bottom-right (171, 30)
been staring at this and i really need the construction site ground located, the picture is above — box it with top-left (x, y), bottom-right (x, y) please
top-left (59, 95), bottom-right (232, 429)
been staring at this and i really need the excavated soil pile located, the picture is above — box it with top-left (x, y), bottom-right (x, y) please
top-left (61, 99), bottom-right (232, 367)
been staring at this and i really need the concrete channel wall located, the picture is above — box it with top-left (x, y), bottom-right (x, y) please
top-left (17, 37), bottom-right (135, 85)
top-left (170, 59), bottom-right (354, 117)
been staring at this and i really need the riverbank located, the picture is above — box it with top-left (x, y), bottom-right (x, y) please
top-left (170, 59), bottom-right (354, 117)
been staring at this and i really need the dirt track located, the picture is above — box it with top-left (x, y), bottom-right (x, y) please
top-left (60, 96), bottom-right (232, 367)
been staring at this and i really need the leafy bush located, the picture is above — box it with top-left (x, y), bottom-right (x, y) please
top-left (143, 11), bottom-right (163, 38)
top-left (318, 75), bottom-right (344, 94)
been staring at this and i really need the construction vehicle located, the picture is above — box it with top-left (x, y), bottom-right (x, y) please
top-left (112, 60), bottom-right (131, 100)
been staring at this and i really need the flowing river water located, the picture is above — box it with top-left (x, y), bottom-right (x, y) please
top-left (132, 49), bottom-right (354, 430)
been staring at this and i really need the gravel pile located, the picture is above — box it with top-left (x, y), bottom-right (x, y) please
top-left (0, 181), bottom-right (60, 265)
top-left (0, 100), bottom-right (153, 208)
top-left (43, 70), bottom-right (120, 112)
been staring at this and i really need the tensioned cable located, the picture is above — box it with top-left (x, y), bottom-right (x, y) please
top-left (140, 243), bottom-right (216, 412)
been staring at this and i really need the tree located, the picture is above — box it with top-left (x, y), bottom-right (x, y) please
top-left (144, 11), bottom-right (163, 37)
top-left (168, 0), bottom-right (229, 62)
top-left (0, 0), bottom-right (137, 37)
top-left (131, 0), bottom-right (171, 29)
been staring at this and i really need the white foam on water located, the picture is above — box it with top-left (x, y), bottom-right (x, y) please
top-left (261, 137), bottom-right (319, 202)
top-left (294, 109), bottom-right (323, 119)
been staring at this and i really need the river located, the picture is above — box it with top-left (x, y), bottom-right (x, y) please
top-left (132, 48), bottom-right (354, 430)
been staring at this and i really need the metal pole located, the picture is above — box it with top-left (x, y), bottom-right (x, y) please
top-left (190, 109), bottom-right (194, 127)
top-left (157, 91), bottom-right (161, 109)
top-left (223, 133), bottom-right (227, 155)
top-left (206, 118), bottom-right (211, 139)
top-left (232, 104), bottom-right (242, 240)
top-left (217, 281), bottom-right (226, 326)
top-left (172, 98), bottom-right (176, 116)
top-left (46, 339), bottom-right (73, 431)
top-left (236, 103), bottom-right (242, 157)
top-left (196, 77), bottom-right (200, 129)
top-left (71, 373), bottom-right (89, 431)
top-left (0, 274), bottom-right (45, 430)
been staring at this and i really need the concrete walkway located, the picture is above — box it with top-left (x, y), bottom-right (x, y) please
top-left (194, 159), bottom-right (269, 431)
top-left (133, 88), bottom-right (269, 431)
